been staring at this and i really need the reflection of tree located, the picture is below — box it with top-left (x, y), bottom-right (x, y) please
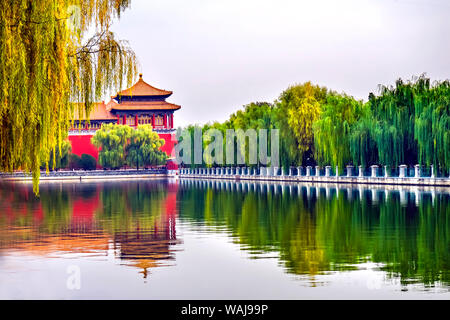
top-left (372, 195), bottom-right (449, 286)
top-left (0, 181), bottom-right (180, 278)
top-left (177, 183), bottom-right (449, 287)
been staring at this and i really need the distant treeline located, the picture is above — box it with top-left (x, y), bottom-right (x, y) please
top-left (181, 75), bottom-right (450, 172)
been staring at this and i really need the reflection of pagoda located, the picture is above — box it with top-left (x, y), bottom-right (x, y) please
top-left (112, 181), bottom-right (179, 278)
top-left (0, 181), bottom-right (180, 279)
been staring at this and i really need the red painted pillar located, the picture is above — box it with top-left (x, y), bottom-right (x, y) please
top-left (152, 114), bottom-right (155, 127)
top-left (117, 115), bottom-right (120, 124)
top-left (124, 115), bottom-right (127, 126)
top-left (163, 113), bottom-right (167, 128)
top-left (135, 115), bottom-right (138, 127)
top-left (170, 114), bottom-right (174, 129)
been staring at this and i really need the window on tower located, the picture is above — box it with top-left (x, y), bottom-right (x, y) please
top-left (155, 115), bottom-right (163, 126)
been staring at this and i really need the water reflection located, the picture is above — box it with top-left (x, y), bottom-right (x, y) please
top-left (178, 180), bottom-right (449, 289)
top-left (0, 179), bottom-right (448, 295)
top-left (0, 180), bottom-right (180, 279)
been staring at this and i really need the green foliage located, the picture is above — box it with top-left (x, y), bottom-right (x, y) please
top-left (42, 139), bottom-right (72, 170)
top-left (180, 103), bottom-right (278, 168)
top-left (80, 153), bottom-right (96, 170)
top-left (0, 0), bottom-right (138, 193)
top-left (413, 79), bottom-right (450, 170)
top-left (368, 79), bottom-right (418, 167)
top-left (181, 75), bottom-right (449, 172)
top-left (313, 93), bottom-right (364, 170)
top-left (349, 107), bottom-right (379, 167)
top-left (91, 123), bottom-right (166, 169)
top-left (125, 124), bottom-right (167, 169)
top-left (91, 123), bottom-right (133, 168)
top-left (69, 153), bottom-right (82, 169)
top-left (276, 82), bottom-right (328, 167)
top-left (360, 76), bottom-right (450, 171)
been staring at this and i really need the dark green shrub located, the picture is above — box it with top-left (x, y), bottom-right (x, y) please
top-left (80, 154), bottom-right (97, 170)
top-left (69, 154), bottom-right (82, 169)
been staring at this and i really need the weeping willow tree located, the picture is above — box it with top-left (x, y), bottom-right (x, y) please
top-left (413, 78), bottom-right (450, 172)
top-left (355, 76), bottom-right (450, 172)
top-left (349, 106), bottom-right (379, 167)
top-left (276, 82), bottom-right (328, 167)
top-left (313, 93), bottom-right (364, 170)
top-left (369, 78), bottom-right (418, 168)
top-left (91, 123), bottom-right (133, 169)
top-left (0, 0), bottom-right (138, 193)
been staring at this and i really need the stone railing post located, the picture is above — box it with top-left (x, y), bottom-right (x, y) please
top-left (358, 165), bottom-right (363, 178)
top-left (325, 166), bottom-right (331, 177)
top-left (335, 166), bottom-right (339, 177)
top-left (384, 166), bottom-right (389, 178)
top-left (414, 164), bottom-right (421, 178)
top-left (399, 165), bottom-right (407, 178)
top-left (306, 166), bottom-right (312, 177)
top-left (370, 165), bottom-right (378, 178)
top-left (430, 165), bottom-right (435, 178)
top-left (346, 165), bottom-right (354, 177)
top-left (315, 166), bottom-right (320, 177)
top-left (297, 167), bottom-right (302, 176)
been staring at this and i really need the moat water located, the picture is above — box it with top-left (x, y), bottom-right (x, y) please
top-left (0, 179), bottom-right (448, 299)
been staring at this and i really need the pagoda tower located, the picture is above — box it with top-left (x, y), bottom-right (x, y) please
top-left (68, 74), bottom-right (181, 165)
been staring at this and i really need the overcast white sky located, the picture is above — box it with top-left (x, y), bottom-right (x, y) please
top-left (110, 0), bottom-right (450, 128)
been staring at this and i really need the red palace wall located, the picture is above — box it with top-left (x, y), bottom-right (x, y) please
top-left (68, 133), bottom-right (177, 166)
top-left (69, 135), bottom-right (99, 160)
top-left (158, 133), bottom-right (177, 158)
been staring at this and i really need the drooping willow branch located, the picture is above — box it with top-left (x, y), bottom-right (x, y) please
top-left (0, 0), bottom-right (138, 194)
